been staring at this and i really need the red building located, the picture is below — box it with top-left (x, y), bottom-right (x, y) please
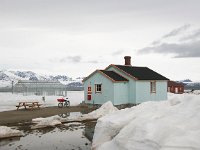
top-left (168, 81), bottom-right (184, 94)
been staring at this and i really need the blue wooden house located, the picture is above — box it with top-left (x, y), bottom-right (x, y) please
top-left (83, 56), bottom-right (169, 105)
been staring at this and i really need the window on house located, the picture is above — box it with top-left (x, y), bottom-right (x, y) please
top-left (95, 84), bottom-right (102, 93)
top-left (150, 81), bottom-right (156, 93)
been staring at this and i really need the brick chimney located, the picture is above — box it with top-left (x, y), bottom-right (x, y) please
top-left (124, 56), bottom-right (131, 65)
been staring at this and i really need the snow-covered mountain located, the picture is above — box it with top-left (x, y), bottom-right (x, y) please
top-left (178, 79), bottom-right (200, 90)
top-left (0, 70), bottom-right (84, 88)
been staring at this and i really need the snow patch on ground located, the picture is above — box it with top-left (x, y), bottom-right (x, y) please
top-left (65, 122), bottom-right (83, 126)
top-left (0, 126), bottom-right (23, 139)
top-left (78, 101), bottom-right (118, 120)
top-left (31, 101), bottom-right (118, 129)
top-left (191, 90), bottom-right (200, 95)
top-left (92, 93), bottom-right (200, 150)
top-left (185, 90), bottom-right (200, 95)
top-left (31, 116), bottom-right (62, 129)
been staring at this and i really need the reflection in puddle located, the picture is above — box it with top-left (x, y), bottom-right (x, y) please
top-left (58, 112), bottom-right (81, 118)
top-left (0, 137), bottom-right (21, 147)
top-left (0, 112), bottom-right (96, 150)
top-left (84, 121), bottom-right (97, 142)
top-left (58, 113), bottom-right (70, 118)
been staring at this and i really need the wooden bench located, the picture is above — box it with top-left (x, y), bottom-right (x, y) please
top-left (16, 105), bottom-right (21, 110)
top-left (16, 102), bottom-right (42, 110)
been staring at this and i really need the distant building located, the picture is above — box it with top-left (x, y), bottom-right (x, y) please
top-left (168, 81), bottom-right (184, 94)
top-left (14, 80), bottom-right (66, 96)
top-left (83, 56), bottom-right (169, 105)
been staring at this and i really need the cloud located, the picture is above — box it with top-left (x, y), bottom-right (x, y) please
top-left (139, 41), bottom-right (200, 58)
top-left (57, 56), bottom-right (100, 64)
top-left (138, 25), bottom-right (200, 58)
top-left (86, 60), bottom-right (99, 64)
top-left (151, 40), bottom-right (161, 45)
top-left (59, 56), bottom-right (82, 63)
top-left (180, 28), bottom-right (200, 41)
top-left (112, 50), bottom-right (125, 56)
top-left (162, 24), bottom-right (191, 38)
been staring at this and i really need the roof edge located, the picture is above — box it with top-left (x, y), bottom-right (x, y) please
top-left (82, 69), bottom-right (129, 83)
top-left (100, 70), bottom-right (129, 82)
top-left (82, 70), bottom-right (99, 82)
top-left (105, 64), bottom-right (138, 80)
top-left (98, 70), bottom-right (116, 82)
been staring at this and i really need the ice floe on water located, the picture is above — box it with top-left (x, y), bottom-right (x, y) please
top-left (92, 93), bottom-right (200, 150)
top-left (31, 101), bottom-right (118, 129)
top-left (0, 126), bottom-right (23, 139)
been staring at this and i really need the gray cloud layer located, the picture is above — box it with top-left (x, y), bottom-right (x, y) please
top-left (139, 25), bottom-right (200, 58)
top-left (59, 56), bottom-right (100, 64)
top-left (150, 24), bottom-right (191, 46)
top-left (180, 28), bottom-right (200, 41)
top-left (86, 60), bottom-right (99, 64)
top-left (162, 24), bottom-right (191, 38)
top-left (139, 41), bottom-right (200, 58)
top-left (112, 50), bottom-right (125, 56)
top-left (59, 56), bottom-right (82, 63)
top-left (1, 0), bottom-right (200, 78)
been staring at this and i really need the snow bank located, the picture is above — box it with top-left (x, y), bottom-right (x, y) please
top-left (31, 101), bottom-right (118, 129)
top-left (192, 90), bottom-right (200, 95)
top-left (92, 94), bottom-right (200, 150)
top-left (63, 101), bottom-right (118, 122)
top-left (80, 101), bottom-right (118, 120)
top-left (31, 116), bottom-right (62, 129)
top-left (0, 126), bottom-right (23, 139)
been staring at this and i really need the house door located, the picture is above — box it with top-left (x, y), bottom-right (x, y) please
top-left (175, 87), bottom-right (178, 93)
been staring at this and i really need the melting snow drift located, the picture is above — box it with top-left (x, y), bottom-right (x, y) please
top-left (31, 101), bottom-right (118, 129)
top-left (31, 116), bottom-right (62, 129)
top-left (92, 93), bottom-right (200, 150)
top-left (0, 126), bottom-right (23, 139)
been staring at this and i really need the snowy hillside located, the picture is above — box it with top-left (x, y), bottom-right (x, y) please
top-left (0, 70), bottom-right (84, 88)
top-left (185, 82), bottom-right (200, 90)
top-left (178, 79), bottom-right (200, 90)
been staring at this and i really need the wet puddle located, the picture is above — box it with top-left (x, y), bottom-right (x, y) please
top-left (0, 112), bottom-right (96, 150)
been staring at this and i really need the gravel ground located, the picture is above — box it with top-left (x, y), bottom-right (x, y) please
top-left (0, 106), bottom-right (94, 125)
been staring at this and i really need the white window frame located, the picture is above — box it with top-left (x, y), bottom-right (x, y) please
top-left (95, 84), bottom-right (102, 93)
top-left (150, 81), bottom-right (156, 93)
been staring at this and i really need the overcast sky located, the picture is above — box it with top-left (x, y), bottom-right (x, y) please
top-left (0, 0), bottom-right (200, 81)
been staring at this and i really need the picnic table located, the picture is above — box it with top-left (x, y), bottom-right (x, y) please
top-left (16, 102), bottom-right (42, 110)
